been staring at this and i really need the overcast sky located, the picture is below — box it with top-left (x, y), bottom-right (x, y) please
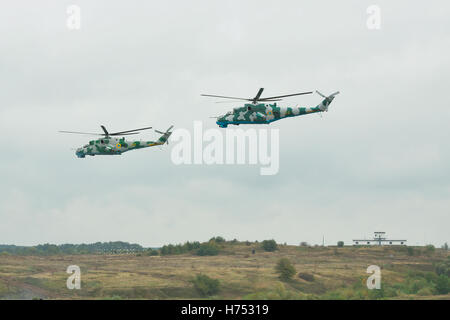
top-left (0, 1), bottom-right (449, 247)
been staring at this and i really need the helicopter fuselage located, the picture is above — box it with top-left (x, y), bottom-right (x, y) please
top-left (216, 96), bottom-right (334, 128)
top-left (75, 137), bottom-right (163, 158)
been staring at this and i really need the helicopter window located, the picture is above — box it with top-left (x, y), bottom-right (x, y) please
top-left (100, 140), bottom-right (104, 144)
top-left (247, 106), bottom-right (252, 111)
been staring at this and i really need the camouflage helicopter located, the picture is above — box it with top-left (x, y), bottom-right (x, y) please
top-left (201, 88), bottom-right (339, 128)
top-left (59, 125), bottom-right (173, 158)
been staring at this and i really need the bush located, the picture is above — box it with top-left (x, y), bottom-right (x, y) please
top-left (191, 274), bottom-right (220, 296)
top-left (407, 247), bottom-right (415, 256)
top-left (435, 261), bottom-right (450, 277)
top-left (424, 245), bottom-right (435, 256)
top-left (159, 241), bottom-right (201, 255)
top-left (196, 243), bottom-right (219, 256)
top-left (275, 258), bottom-right (296, 281)
top-left (408, 278), bottom-right (429, 294)
top-left (368, 287), bottom-right (385, 299)
top-left (417, 287), bottom-right (434, 296)
top-left (243, 283), bottom-right (308, 300)
top-left (299, 242), bottom-right (309, 247)
top-left (337, 241), bottom-right (344, 247)
top-left (261, 240), bottom-right (278, 252)
top-left (435, 275), bottom-right (449, 295)
top-left (442, 242), bottom-right (449, 250)
top-left (143, 248), bottom-right (158, 256)
top-left (298, 272), bottom-right (315, 282)
top-left (210, 236), bottom-right (226, 243)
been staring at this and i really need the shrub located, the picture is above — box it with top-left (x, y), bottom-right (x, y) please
top-left (435, 261), bottom-right (450, 277)
top-left (408, 278), bottom-right (428, 294)
top-left (417, 287), bottom-right (433, 296)
top-left (196, 243), bottom-right (219, 256)
top-left (299, 242), bottom-right (309, 247)
top-left (261, 240), bottom-right (278, 252)
top-left (435, 275), bottom-right (449, 295)
top-left (191, 274), bottom-right (220, 296)
top-left (243, 283), bottom-right (308, 300)
top-left (143, 248), bottom-right (158, 256)
top-left (298, 272), bottom-right (315, 282)
top-left (158, 241), bottom-right (201, 255)
top-left (424, 245), bottom-right (435, 256)
top-left (275, 258), bottom-right (296, 281)
top-left (383, 286), bottom-right (398, 298)
top-left (337, 241), bottom-right (344, 247)
top-left (442, 242), bottom-right (449, 250)
top-left (368, 287), bottom-right (385, 299)
top-left (210, 236), bottom-right (226, 243)
top-left (407, 247), bottom-right (415, 256)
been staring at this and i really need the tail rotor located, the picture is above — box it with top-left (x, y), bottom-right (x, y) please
top-left (316, 90), bottom-right (340, 111)
top-left (155, 125), bottom-right (174, 145)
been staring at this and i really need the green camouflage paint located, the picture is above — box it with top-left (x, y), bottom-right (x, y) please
top-left (215, 92), bottom-right (339, 128)
top-left (75, 127), bottom-right (173, 158)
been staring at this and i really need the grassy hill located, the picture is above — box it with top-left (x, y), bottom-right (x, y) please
top-left (0, 241), bottom-right (449, 300)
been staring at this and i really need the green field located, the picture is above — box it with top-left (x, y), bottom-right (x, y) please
top-left (0, 242), bottom-right (449, 300)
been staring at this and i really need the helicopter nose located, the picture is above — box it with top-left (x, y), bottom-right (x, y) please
top-left (216, 120), bottom-right (228, 128)
top-left (75, 149), bottom-right (85, 158)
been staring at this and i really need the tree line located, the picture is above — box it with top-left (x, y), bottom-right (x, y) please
top-left (0, 241), bottom-right (144, 255)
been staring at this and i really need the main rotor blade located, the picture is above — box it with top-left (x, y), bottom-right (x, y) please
top-left (257, 99), bottom-right (282, 102)
top-left (214, 100), bottom-right (250, 103)
top-left (259, 91), bottom-right (313, 100)
top-left (201, 94), bottom-right (251, 101)
top-left (214, 98), bottom-right (283, 104)
top-left (100, 125), bottom-right (109, 135)
top-left (110, 132), bottom-right (140, 136)
top-left (110, 126), bottom-right (153, 135)
top-left (59, 131), bottom-right (104, 136)
top-left (252, 88), bottom-right (264, 103)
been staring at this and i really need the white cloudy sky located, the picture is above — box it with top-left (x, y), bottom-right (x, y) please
top-left (0, 1), bottom-right (449, 247)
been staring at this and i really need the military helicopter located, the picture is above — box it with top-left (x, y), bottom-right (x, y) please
top-left (59, 125), bottom-right (173, 158)
top-left (201, 88), bottom-right (339, 128)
